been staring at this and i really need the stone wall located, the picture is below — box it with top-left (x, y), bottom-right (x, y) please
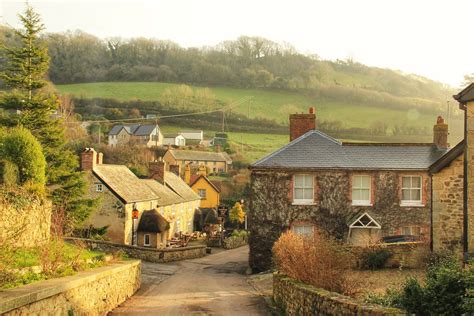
top-left (223, 236), bottom-right (248, 249)
top-left (0, 260), bottom-right (140, 315)
top-left (249, 169), bottom-right (431, 272)
top-left (0, 191), bottom-right (51, 248)
top-left (273, 274), bottom-right (402, 315)
top-left (432, 154), bottom-right (464, 255)
top-left (68, 238), bottom-right (206, 263)
top-left (353, 242), bottom-right (429, 269)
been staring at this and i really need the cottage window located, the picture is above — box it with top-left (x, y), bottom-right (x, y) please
top-left (401, 176), bottom-right (422, 206)
top-left (352, 175), bottom-right (371, 206)
top-left (293, 174), bottom-right (313, 204)
top-left (96, 184), bottom-right (103, 192)
top-left (401, 226), bottom-right (421, 236)
top-left (144, 234), bottom-right (151, 246)
top-left (198, 189), bottom-right (207, 199)
top-left (291, 223), bottom-right (314, 236)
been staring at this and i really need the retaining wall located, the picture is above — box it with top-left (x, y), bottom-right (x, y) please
top-left (223, 236), bottom-right (248, 249)
top-left (273, 274), bottom-right (403, 315)
top-left (0, 260), bottom-right (140, 315)
top-left (67, 238), bottom-right (206, 263)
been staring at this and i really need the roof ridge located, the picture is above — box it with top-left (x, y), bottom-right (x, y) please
top-left (313, 130), bottom-right (341, 145)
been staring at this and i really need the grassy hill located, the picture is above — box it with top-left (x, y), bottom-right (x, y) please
top-left (56, 82), bottom-right (463, 136)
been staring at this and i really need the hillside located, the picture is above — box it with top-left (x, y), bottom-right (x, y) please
top-left (57, 82), bottom-right (464, 141)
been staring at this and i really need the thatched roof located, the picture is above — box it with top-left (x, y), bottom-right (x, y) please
top-left (93, 164), bottom-right (157, 203)
top-left (138, 210), bottom-right (170, 233)
top-left (203, 208), bottom-right (220, 225)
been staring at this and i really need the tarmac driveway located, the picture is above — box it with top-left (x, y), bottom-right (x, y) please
top-left (110, 246), bottom-right (270, 315)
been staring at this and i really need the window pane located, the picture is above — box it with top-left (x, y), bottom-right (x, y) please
top-left (361, 189), bottom-right (370, 201)
top-left (361, 176), bottom-right (370, 188)
top-left (303, 188), bottom-right (313, 200)
top-left (402, 189), bottom-right (411, 200)
top-left (295, 188), bottom-right (304, 199)
top-left (304, 175), bottom-right (313, 187)
top-left (294, 175), bottom-right (304, 187)
top-left (402, 177), bottom-right (411, 188)
top-left (412, 177), bottom-right (421, 188)
top-left (412, 189), bottom-right (421, 201)
top-left (352, 189), bottom-right (361, 200)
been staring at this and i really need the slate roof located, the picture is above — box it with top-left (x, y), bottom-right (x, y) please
top-left (454, 83), bottom-right (474, 105)
top-left (108, 124), bottom-right (156, 136)
top-left (252, 130), bottom-right (449, 170)
top-left (429, 140), bottom-right (464, 173)
top-left (163, 171), bottom-right (201, 202)
top-left (142, 179), bottom-right (184, 206)
top-left (137, 210), bottom-right (170, 233)
top-left (168, 149), bottom-right (232, 163)
top-left (93, 164), bottom-right (157, 203)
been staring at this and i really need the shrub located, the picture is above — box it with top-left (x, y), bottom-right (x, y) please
top-left (360, 247), bottom-right (392, 270)
top-left (273, 230), bottom-right (356, 295)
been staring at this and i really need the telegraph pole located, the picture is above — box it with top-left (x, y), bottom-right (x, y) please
top-left (98, 124), bottom-right (101, 145)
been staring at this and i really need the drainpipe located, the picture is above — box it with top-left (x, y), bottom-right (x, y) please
top-left (463, 108), bottom-right (469, 262)
top-left (430, 173), bottom-right (433, 252)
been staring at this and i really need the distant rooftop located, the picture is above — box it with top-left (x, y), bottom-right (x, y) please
top-left (168, 149), bottom-right (232, 163)
top-left (108, 124), bottom-right (157, 136)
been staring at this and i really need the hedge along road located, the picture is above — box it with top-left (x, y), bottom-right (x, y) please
top-left (110, 245), bottom-right (271, 315)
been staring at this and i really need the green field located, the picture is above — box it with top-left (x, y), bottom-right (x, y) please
top-left (56, 82), bottom-right (458, 131)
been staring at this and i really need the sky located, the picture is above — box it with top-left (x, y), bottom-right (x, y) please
top-left (1, 0), bottom-right (473, 87)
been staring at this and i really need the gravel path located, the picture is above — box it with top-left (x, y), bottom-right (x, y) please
top-left (110, 246), bottom-right (270, 315)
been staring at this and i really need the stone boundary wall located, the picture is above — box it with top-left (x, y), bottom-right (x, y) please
top-left (353, 242), bottom-right (429, 269)
top-left (273, 274), bottom-right (403, 315)
top-left (66, 238), bottom-right (206, 263)
top-left (0, 260), bottom-right (140, 315)
top-left (0, 196), bottom-right (51, 248)
top-left (223, 236), bottom-right (248, 249)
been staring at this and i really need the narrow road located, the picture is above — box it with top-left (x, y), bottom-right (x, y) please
top-left (110, 246), bottom-right (270, 315)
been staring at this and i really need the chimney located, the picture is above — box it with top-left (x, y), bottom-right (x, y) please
top-left (433, 116), bottom-right (449, 149)
top-left (215, 144), bottom-right (222, 153)
top-left (81, 148), bottom-right (97, 171)
top-left (289, 107), bottom-right (316, 141)
top-left (184, 164), bottom-right (191, 184)
top-left (198, 165), bottom-right (207, 177)
top-left (169, 164), bottom-right (180, 177)
top-left (149, 158), bottom-right (165, 183)
top-left (97, 152), bottom-right (104, 165)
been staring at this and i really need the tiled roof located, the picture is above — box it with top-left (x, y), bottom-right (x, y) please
top-left (142, 179), bottom-right (184, 206)
top-left (93, 164), bottom-right (157, 203)
top-left (164, 171), bottom-right (201, 202)
top-left (252, 130), bottom-right (449, 170)
top-left (429, 140), bottom-right (464, 173)
top-left (168, 149), bottom-right (232, 163)
top-left (108, 124), bottom-right (155, 136)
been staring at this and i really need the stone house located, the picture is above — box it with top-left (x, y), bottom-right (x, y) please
top-left (248, 108), bottom-right (451, 272)
top-left (430, 83), bottom-right (474, 260)
top-left (81, 148), bottom-right (199, 246)
top-left (163, 149), bottom-right (232, 175)
top-left (108, 124), bottom-right (163, 148)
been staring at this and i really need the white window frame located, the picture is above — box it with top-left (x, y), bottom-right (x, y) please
top-left (352, 175), bottom-right (372, 206)
top-left (401, 176), bottom-right (423, 206)
top-left (291, 223), bottom-right (314, 236)
top-left (144, 234), bottom-right (151, 246)
top-left (198, 189), bottom-right (207, 199)
top-left (96, 183), bottom-right (103, 192)
top-left (292, 174), bottom-right (314, 205)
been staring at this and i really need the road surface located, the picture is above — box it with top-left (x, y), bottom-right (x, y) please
top-left (110, 246), bottom-right (270, 315)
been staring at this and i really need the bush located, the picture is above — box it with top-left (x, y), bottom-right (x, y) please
top-left (273, 230), bottom-right (356, 295)
top-left (360, 247), bottom-right (392, 270)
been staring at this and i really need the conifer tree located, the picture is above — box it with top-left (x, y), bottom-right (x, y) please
top-left (0, 5), bottom-right (94, 232)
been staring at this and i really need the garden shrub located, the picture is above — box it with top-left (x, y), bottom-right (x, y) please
top-left (273, 230), bottom-right (356, 295)
top-left (360, 247), bottom-right (392, 270)
top-left (0, 127), bottom-right (46, 191)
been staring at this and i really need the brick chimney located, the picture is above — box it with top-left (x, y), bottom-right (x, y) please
top-left (97, 152), bottom-right (104, 165)
top-left (169, 164), bottom-right (180, 177)
top-left (184, 164), bottom-right (191, 184)
top-left (289, 107), bottom-right (316, 141)
top-left (433, 116), bottom-right (449, 149)
top-left (149, 158), bottom-right (165, 183)
top-left (81, 148), bottom-right (97, 171)
top-left (198, 165), bottom-right (207, 177)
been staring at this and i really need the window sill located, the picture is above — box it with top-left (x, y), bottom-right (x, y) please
top-left (352, 203), bottom-right (373, 207)
top-left (400, 203), bottom-right (425, 208)
top-left (292, 201), bottom-right (316, 206)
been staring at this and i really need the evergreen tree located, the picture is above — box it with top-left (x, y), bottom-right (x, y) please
top-left (0, 5), bottom-right (94, 232)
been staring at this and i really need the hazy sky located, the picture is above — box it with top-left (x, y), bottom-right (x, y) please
top-left (1, 0), bottom-right (473, 87)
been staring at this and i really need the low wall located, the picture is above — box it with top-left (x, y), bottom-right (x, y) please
top-left (353, 242), bottom-right (429, 269)
top-left (0, 260), bottom-right (140, 315)
top-left (67, 238), bottom-right (206, 263)
top-left (273, 274), bottom-right (403, 315)
top-left (0, 192), bottom-right (51, 247)
top-left (223, 236), bottom-right (248, 249)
